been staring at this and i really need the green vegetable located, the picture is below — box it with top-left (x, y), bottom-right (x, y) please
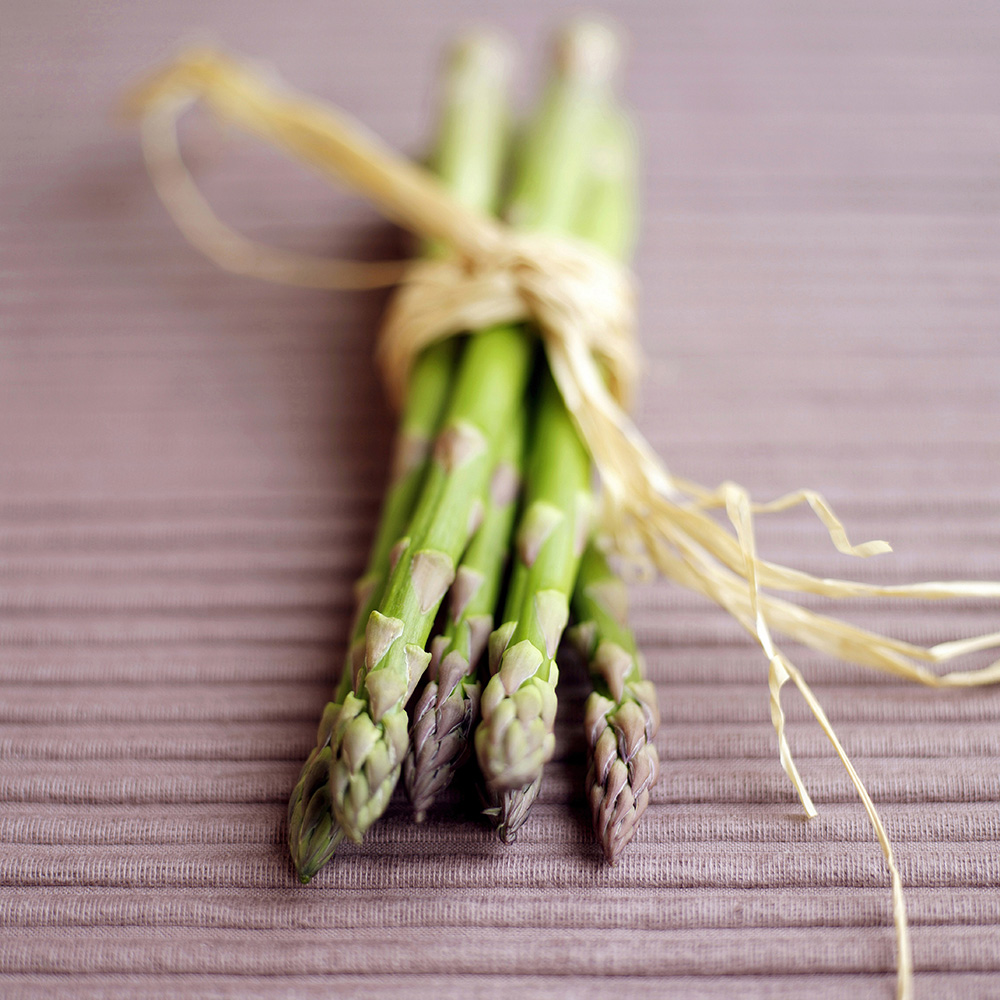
top-left (477, 79), bottom-right (639, 842)
top-left (287, 337), bottom-right (456, 881)
top-left (404, 403), bottom-right (525, 821)
top-left (328, 19), bottom-right (629, 850)
top-left (569, 541), bottom-right (660, 863)
top-left (288, 30), bottom-right (512, 879)
top-left (290, 18), bottom-right (647, 871)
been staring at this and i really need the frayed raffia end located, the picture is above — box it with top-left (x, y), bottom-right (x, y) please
top-left (124, 44), bottom-right (1000, 1000)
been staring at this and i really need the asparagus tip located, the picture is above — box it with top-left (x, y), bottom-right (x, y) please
top-left (488, 775), bottom-right (542, 842)
top-left (290, 822), bottom-right (345, 883)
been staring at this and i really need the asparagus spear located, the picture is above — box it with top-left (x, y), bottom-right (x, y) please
top-left (348, 342), bottom-right (459, 661)
top-left (476, 91), bottom-right (637, 841)
top-left (476, 367), bottom-right (591, 837)
top-left (328, 20), bottom-right (624, 848)
top-left (287, 338), bottom-right (456, 880)
top-left (404, 405), bottom-right (525, 821)
top-left (288, 31), bottom-right (512, 880)
top-left (568, 541), bottom-right (660, 863)
top-left (569, 111), bottom-right (658, 863)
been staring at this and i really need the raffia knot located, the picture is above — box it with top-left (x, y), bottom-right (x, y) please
top-left (376, 232), bottom-right (637, 411)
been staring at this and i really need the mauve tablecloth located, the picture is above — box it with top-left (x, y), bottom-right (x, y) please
top-left (2, 2), bottom-right (999, 998)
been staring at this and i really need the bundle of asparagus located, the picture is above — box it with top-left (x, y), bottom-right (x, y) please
top-left (287, 21), bottom-right (660, 880)
top-left (126, 21), bottom-right (1000, 996)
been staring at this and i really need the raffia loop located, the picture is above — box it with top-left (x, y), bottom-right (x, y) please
top-left (138, 97), bottom-right (410, 290)
top-left (123, 47), bottom-right (508, 266)
top-left (376, 232), bottom-right (638, 411)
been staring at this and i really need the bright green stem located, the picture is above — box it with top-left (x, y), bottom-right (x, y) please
top-left (288, 31), bottom-right (512, 879)
top-left (571, 543), bottom-right (640, 676)
top-left (427, 31), bottom-right (511, 248)
top-left (331, 21), bottom-right (625, 846)
top-left (443, 404), bottom-right (526, 652)
top-left (404, 403), bottom-right (525, 820)
top-left (573, 109), bottom-right (637, 261)
top-left (507, 19), bottom-right (623, 235)
top-left (339, 338), bottom-right (458, 700)
top-left (477, 65), bottom-right (638, 836)
top-left (475, 366), bottom-right (591, 807)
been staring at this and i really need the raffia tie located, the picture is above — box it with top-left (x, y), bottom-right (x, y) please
top-left (127, 46), bottom-right (1000, 1000)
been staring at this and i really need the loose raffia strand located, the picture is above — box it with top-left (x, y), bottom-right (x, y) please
top-left (126, 35), bottom-right (1000, 1000)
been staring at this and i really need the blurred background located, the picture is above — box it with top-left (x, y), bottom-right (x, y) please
top-left (2, 2), bottom-right (999, 999)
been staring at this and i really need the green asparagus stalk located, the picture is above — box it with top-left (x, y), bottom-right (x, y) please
top-left (327, 20), bottom-right (624, 848)
top-left (404, 403), bottom-right (525, 821)
top-left (476, 367), bottom-right (592, 838)
top-left (569, 111), bottom-right (658, 864)
top-left (347, 342), bottom-right (460, 666)
top-left (287, 338), bottom-right (456, 880)
top-left (288, 31), bottom-right (512, 880)
top-left (476, 85), bottom-right (637, 841)
top-left (568, 541), bottom-right (660, 863)
top-left (330, 333), bottom-right (531, 843)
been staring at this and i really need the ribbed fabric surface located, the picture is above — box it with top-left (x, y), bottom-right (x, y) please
top-left (3, 2), bottom-right (999, 998)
